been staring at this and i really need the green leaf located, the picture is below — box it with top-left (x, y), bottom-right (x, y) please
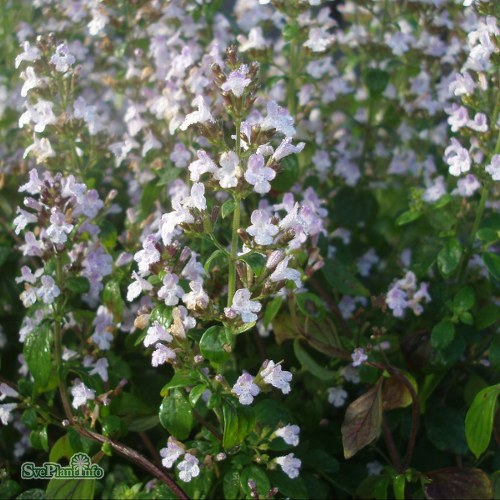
top-left (46, 478), bottom-right (96, 500)
top-left (65, 277), bottom-right (90, 294)
top-left (293, 339), bottom-right (335, 380)
top-left (268, 471), bottom-right (308, 499)
top-left (426, 406), bottom-right (468, 455)
top-left (271, 155), bottom-right (299, 192)
top-left (437, 238), bottom-right (462, 277)
top-left (188, 384), bottom-right (208, 406)
top-left (223, 469), bottom-right (241, 499)
top-left (24, 322), bottom-right (52, 389)
top-left (221, 199), bottom-right (235, 219)
top-left (322, 259), bottom-right (369, 297)
top-left (30, 427), bottom-right (49, 452)
top-left (222, 397), bottom-right (255, 449)
top-left (263, 296), bottom-right (283, 327)
top-left (364, 68), bottom-right (389, 95)
top-left (160, 371), bottom-right (202, 397)
top-left (103, 280), bottom-right (125, 319)
top-left (204, 249), bottom-right (225, 274)
top-left (141, 182), bottom-right (162, 214)
top-left (99, 221), bottom-right (118, 251)
top-left (393, 475), bottom-right (406, 500)
top-left (489, 334), bottom-right (500, 370)
top-left (476, 304), bottom-right (500, 330)
top-left (159, 389), bottom-right (193, 440)
top-left (296, 292), bottom-right (324, 318)
top-left (465, 384), bottom-right (500, 458)
top-left (49, 434), bottom-right (75, 462)
top-left (476, 228), bottom-right (499, 245)
top-left (16, 489), bottom-right (47, 499)
top-left (240, 466), bottom-right (270, 498)
top-left (430, 319), bottom-right (455, 349)
top-left (424, 468), bottom-right (492, 500)
top-left (0, 480), bottom-right (21, 499)
top-left (239, 253), bottom-right (266, 276)
top-left (341, 379), bottom-right (383, 459)
top-left (483, 252), bottom-right (500, 281)
top-left (453, 286), bottom-right (475, 312)
top-left (199, 326), bottom-right (232, 364)
top-left (396, 210), bottom-right (422, 226)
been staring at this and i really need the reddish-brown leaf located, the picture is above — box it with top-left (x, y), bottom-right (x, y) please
top-left (424, 468), bottom-right (493, 499)
top-left (341, 378), bottom-right (383, 459)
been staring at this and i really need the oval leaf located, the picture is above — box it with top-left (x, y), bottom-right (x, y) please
top-left (159, 389), bottom-right (193, 440)
top-left (424, 468), bottom-right (492, 500)
top-left (293, 339), bottom-right (335, 381)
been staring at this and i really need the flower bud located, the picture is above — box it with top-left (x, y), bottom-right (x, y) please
top-left (266, 250), bottom-right (284, 270)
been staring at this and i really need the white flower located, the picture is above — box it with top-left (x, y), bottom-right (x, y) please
top-left (188, 150), bottom-right (217, 181)
top-left (160, 437), bottom-right (185, 468)
top-left (221, 65), bottom-right (251, 97)
top-left (304, 27), bottom-right (334, 52)
top-left (448, 71), bottom-right (475, 96)
top-left (269, 257), bottom-right (302, 288)
top-left (134, 235), bottom-right (161, 275)
top-left (36, 276), bottom-right (60, 304)
top-left (260, 360), bottom-right (292, 394)
top-left (19, 100), bottom-right (57, 133)
top-left (246, 210), bottom-right (278, 246)
top-left (46, 211), bottom-right (74, 245)
top-left (182, 183), bottom-right (207, 211)
top-left (485, 155), bottom-right (500, 181)
top-left (237, 27), bottom-right (269, 52)
top-left (23, 136), bottom-right (55, 164)
top-left (327, 386), bottom-right (348, 407)
top-left (88, 358), bottom-right (109, 382)
top-left (144, 321), bottom-right (173, 348)
top-left (467, 112), bottom-right (488, 133)
top-left (227, 288), bottom-right (262, 324)
top-left (127, 271), bottom-right (153, 301)
top-left (15, 41), bottom-right (40, 68)
top-left (0, 383), bottom-right (19, 401)
top-left (71, 381), bottom-right (96, 409)
top-left (0, 403), bottom-right (17, 425)
top-left (367, 461), bottom-right (384, 476)
top-left (275, 424), bottom-right (300, 446)
top-left (455, 174), bottom-right (481, 197)
top-left (216, 151), bottom-right (241, 189)
top-left (151, 343), bottom-right (176, 366)
top-left (177, 453), bottom-right (200, 482)
top-left (182, 281), bottom-right (209, 310)
top-left (179, 95), bottom-right (214, 131)
top-left (444, 138), bottom-right (471, 176)
top-left (232, 372), bottom-right (260, 405)
top-left (19, 169), bottom-right (43, 195)
top-left (276, 453), bottom-right (301, 479)
top-left (244, 154), bottom-right (276, 194)
top-left (351, 348), bottom-right (368, 367)
top-left (20, 66), bottom-right (46, 97)
top-left (13, 208), bottom-right (37, 234)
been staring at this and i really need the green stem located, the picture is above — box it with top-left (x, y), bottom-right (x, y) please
top-left (287, 35), bottom-right (298, 117)
top-left (227, 195), bottom-right (241, 307)
top-left (54, 256), bottom-right (73, 420)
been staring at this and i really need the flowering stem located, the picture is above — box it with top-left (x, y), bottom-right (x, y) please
top-left (54, 255), bottom-right (74, 420)
top-left (227, 195), bottom-right (241, 307)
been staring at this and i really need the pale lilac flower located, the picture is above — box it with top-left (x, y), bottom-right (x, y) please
top-left (367, 461), bottom-right (384, 476)
top-left (23, 136), bottom-right (55, 163)
top-left (276, 453), bottom-right (301, 479)
top-left (16, 266), bottom-right (42, 285)
top-left (261, 101), bottom-right (296, 137)
top-left (177, 453), bottom-right (200, 482)
top-left (260, 360), bottom-right (292, 394)
top-left (0, 403), bottom-right (17, 425)
top-left (467, 113), bottom-right (488, 133)
top-left (386, 287), bottom-right (408, 318)
top-left (221, 65), bottom-right (251, 97)
top-left (144, 321), bottom-right (173, 348)
top-left (449, 71), bottom-right (475, 96)
top-left (160, 437), bottom-right (185, 468)
top-left (19, 169), bottom-right (42, 195)
top-left (179, 95), bottom-right (214, 131)
top-left (446, 104), bottom-right (469, 132)
top-left (232, 373), bottom-right (260, 405)
top-left (158, 273), bottom-right (184, 306)
top-left (227, 288), bottom-right (262, 323)
top-left (237, 27), bottom-right (269, 52)
top-left (46, 211), bottom-right (74, 245)
top-left (50, 43), bottom-right (75, 72)
top-left (20, 66), bottom-right (46, 97)
top-left (275, 424), bottom-right (300, 446)
top-left (244, 154), bottom-right (276, 194)
top-left (91, 306), bottom-right (114, 350)
top-left (88, 358), bottom-right (109, 382)
top-left (216, 151), bottom-right (241, 189)
top-left (247, 209), bottom-right (278, 246)
top-left (182, 281), bottom-right (209, 310)
top-left (0, 383), bottom-right (19, 401)
top-left (273, 137), bottom-right (305, 162)
top-left (351, 348), bottom-right (368, 367)
top-left (170, 143), bottom-right (191, 168)
top-left (485, 155), bottom-right (500, 181)
top-left (423, 176), bottom-right (447, 203)
top-left (71, 381), bottom-right (96, 409)
top-left (36, 276), bottom-right (60, 304)
top-left (182, 183), bottom-right (207, 211)
top-left (21, 231), bottom-right (44, 257)
top-left (73, 97), bottom-right (102, 135)
top-left (455, 174), bottom-right (480, 197)
top-left (269, 256), bottom-right (302, 288)
top-left (444, 138), bottom-right (471, 176)
top-left (327, 386), bottom-right (348, 407)
top-left (151, 343), bottom-right (176, 366)
top-left (357, 248), bottom-right (379, 277)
